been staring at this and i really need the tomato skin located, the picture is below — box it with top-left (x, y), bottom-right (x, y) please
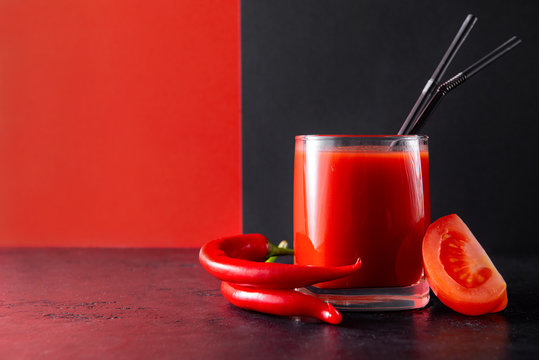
top-left (423, 214), bottom-right (507, 316)
top-left (489, 290), bottom-right (508, 313)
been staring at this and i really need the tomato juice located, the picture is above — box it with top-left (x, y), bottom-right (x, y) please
top-left (294, 136), bottom-right (430, 289)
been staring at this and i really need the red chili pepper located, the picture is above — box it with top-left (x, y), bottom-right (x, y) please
top-left (221, 281), bottom-right (343, 325)
top-left (199, 234), bottom-right (361, 289)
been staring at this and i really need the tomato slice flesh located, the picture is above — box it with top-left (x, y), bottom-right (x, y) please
top-left (423, 214), bottom-right (507, 316)
top-left (440, 232), bottom-right (492, 288)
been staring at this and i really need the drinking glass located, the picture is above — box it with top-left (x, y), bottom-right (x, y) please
top-left (294, 135), bottom-right (430, 310)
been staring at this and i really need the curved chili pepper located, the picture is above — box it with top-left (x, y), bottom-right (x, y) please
top-left (204, 233), bottom-right (294, 261)
top-left (221, 281), bottom-right (342, 325)
top-left (199, 234), bottom-right (362, 289)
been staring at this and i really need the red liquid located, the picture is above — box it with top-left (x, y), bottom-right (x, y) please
top-left (294, 147), bottom-right (430, 288)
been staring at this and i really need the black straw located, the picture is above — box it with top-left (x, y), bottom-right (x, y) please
top-left (461, 36), bottom-right (521, 78)
top-left (398, 14), bottom-right (477, 135)
top-left (405, 36), bottom-right (522, 135)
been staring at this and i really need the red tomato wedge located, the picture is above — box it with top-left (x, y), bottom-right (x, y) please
top-left (422, 214), bottom-right (507, 315)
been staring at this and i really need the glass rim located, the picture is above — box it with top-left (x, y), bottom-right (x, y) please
top-left (295, 134), bottom-right (428, 141)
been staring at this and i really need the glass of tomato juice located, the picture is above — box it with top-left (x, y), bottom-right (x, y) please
top-left (294, 135), bottom-right (430, 310)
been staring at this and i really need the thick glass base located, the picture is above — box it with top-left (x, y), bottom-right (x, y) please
top-left (298, 275), bottom-right (430, 311)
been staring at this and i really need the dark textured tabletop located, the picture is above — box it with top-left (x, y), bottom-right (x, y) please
top-left (0, 248), bottom-right (537, 359)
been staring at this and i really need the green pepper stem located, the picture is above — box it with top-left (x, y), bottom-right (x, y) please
top-left (266, 240), bottom-right (294, 262)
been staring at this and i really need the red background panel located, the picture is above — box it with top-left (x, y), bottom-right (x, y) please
top-left (0, 0), bottom-right (241, 247)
